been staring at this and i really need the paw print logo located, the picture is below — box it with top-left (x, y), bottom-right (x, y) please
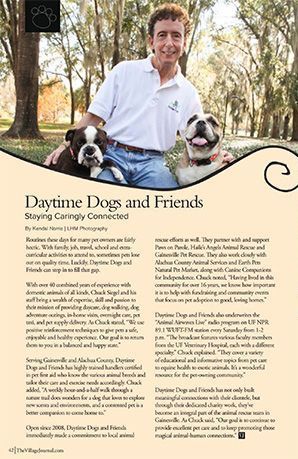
top-left (31, 5), bottom-right (57, 30)
top-left (25, 0), bottom-right (60, 33)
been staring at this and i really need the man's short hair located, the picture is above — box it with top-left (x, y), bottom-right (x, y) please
top-left (148, 3), bottom-right (191, 38)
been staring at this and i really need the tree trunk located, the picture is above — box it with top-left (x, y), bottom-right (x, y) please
top-left (223, 92), bottom-right (229, 136)
top-left (245, 115), bottom-right (249, 136)
top-left (94, 0), bottom-right (106, 81)
top-left (258, 85), bottom-right (273, 138)
top-left (236, 120), bottom-right (239, 135)
top-left (282, 113), bottom-right (290, 140)
top-left (292, 105), bottom-right (298, 140)
top-left (3, 0), bottom-right (42, 139)
top-left (250, 119), bottom-right (256, 137)
top-left (271, 113), bottom-right (280, 139)
top-left (84, 70), bottom-right (92, 112)
top-left (291, 2), bottom-right (298, 140)
top-left (249, 92), bottom-right (256, 137)
top-left (179, 52), bottom-right (187, 76)
top-left (231, 118), bottom-right (235, 135)
top-left (134, 0), bottom-right (147, 59)
top-left (112, 0), bottom-right (125, 67)
top-left (258, 109), bottom-right (270, 138)
top-left (139, 24), bottom-right (148, 59)
top-left (69, 74), bottom-right (75, 125)
top-left (180, 1), bottom-right (203, 77)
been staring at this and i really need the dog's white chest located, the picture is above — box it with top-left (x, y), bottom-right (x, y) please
top-left (177, 161), bottom-right (220, 186)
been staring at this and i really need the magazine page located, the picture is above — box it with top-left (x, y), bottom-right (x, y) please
top-left (0, 1), bottom-right (297, 458)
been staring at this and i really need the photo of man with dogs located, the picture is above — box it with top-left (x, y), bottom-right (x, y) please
top-left (0, 0), bottom-right (297, 188)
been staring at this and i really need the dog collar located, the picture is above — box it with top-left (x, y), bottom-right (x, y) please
top-left (190, 152), bottom-right (219, 167)
top-left (69, 147), bottom-right (76, 161)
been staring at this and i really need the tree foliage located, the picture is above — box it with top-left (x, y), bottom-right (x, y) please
top-left (38, 79), bottom-right (70, 123)
top-left (234, 0), bottom-right (298, 139)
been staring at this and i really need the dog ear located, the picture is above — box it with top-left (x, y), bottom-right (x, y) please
top-left (65, 129), bottom-right (76, 142)
top-left (187, 114), bottom-right (199, 126)
top-left (98, 129), bottom-right (107, 153)
top-left (101, 130), bottom-right (107, 141)
top-left (206, 115), bottom-right (220, 128)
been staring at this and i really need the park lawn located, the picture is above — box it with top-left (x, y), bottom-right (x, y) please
top-left (0, 120), bottom-right (69, 163)
top-left (0, 119), bottom-right (71, 132)
top-left (0, 118), bottom-right (298, 170)
top-left (0, 133), bottom-right (63, 163)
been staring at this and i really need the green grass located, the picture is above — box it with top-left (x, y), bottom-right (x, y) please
top-left (0, 118), bottom-right (71, 132)
top-left (0, 120), bottom-right (69, 163)
top-left (0, 134), bottom-right (64, 163)
top-left (1, 119), bottom-right (297, 169)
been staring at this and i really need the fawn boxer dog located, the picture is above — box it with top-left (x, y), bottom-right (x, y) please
top-left (176, 113), bottom-right (223, 186)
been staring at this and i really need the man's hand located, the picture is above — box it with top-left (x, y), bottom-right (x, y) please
top-left (43, 143), bottom-right (66, 166)
top-left (222, 150), bottom-right (234, 164)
